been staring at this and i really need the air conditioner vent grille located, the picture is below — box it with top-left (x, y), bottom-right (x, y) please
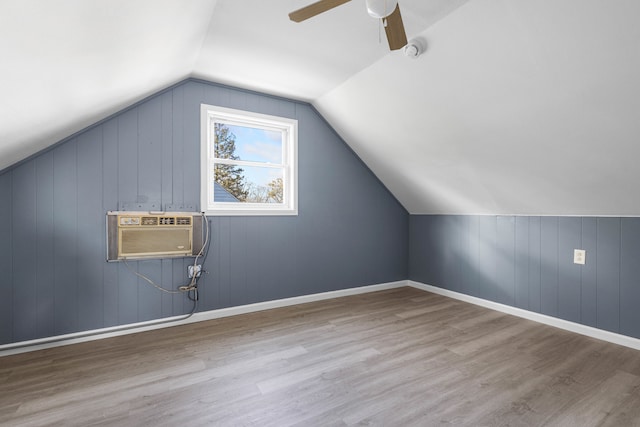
top-left (176, 217), bottom-right (191, 225)
top-left (141, 216), bottom-right (158, 226)
top-left (159, 217), bottom-right (175, 225)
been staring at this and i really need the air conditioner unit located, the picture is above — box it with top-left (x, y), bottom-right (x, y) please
top-left (106, 211), bottom-right (205, 261)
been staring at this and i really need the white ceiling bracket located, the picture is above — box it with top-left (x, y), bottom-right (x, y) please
top-left (403, 39), bottom-right (425, 59)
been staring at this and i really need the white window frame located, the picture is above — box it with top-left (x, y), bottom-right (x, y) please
top-left (200, 104), bottom-right (298, 216)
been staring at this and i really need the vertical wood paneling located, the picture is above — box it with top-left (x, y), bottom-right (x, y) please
top-left (117, 109), bottom-right (138, 204)
top-left (194, 217), bottom-right (210, 310)
top-left (278, 217), bottom-right (299, 298)
top-left (160, 91), bottom-right (173, 207)
top-left (465, 215), bottom-right (481, 298)
top-left (117, 110), bottom-right (139, 324)
top-left (12, 162), bottom-right (37, 341)
top-left (478, 216), bottom-right (497, 302)
top-left (160, 91), bottom-right (175, 318)
top-left (620, 218), bottom-right (640, 338)
top-left (337, 208), bottom-right (361, 289)
top-left (172, 258), bottom-right (188, 315)
top-left (228, 218), bottom-right (248, 306)
top-left (182, 82), bottom-right (203, 206)
top-left (244, 217), bottom-right (265, 302)
top-left (452, 215), bottom-right (467, 295)
top-left (408, 215), bottom-right (431, 285)
top-left (203, 84), bottom-right (225, 112)
top-left (292, 108), bottom-right (322, 295)
top-left (558, 217), bottom-right (581, 323)
top-left (203, 217), bottom-right (217, 307)
top-left (430, 216), bottom-right (446, 288)
top-left (138, 96), bottom-right (163, 205)
top-left (580, 217), bottom-right (598, 327)
top-left (412, 214), bottom-right (606, 322)
top-left (138, 260), bottom-right (162, 321)
top-left (35, 152), bottom-right (55, 338)
top-left (496, 216), bottom-right (515, 306)
top-left (77, 128), bottom-right (104, 331)
top-left (227, 85), bottom-right (249, 113)
top-left (528, 217), bottom-right (542, 313)
top-left (514, 216), bottom-right (529, 309)
top-left (159, 259), bottom-right (174, 317)
top-left (170, 85), bottom-right (189, 314)
top-left (408, 214), bottom-right (640, 341)
top-left (0, 172), bottom-right (13, 344)
top-left (444, 216), bottom-right (463, 293)
top-left (171, 85), bottom-right (185, 206)
top-left (422, 216), bottom-right (441, 289)
top-left (216, 217), bottom-right (231, 309)
top-left (596, 217), bottom-right (621, 333)
top-left (53, 139), bottom-right (78, 334)
top-left (208, 217), bottom-right (223, 310)
top-left (102, 119), bottom-right (119, 327)
top-left (137, 97), bottom-right (163, 320)
top-left (375, 198), bottom-right (407, 286)
top-left (540, 217), bottom-right (559, 317)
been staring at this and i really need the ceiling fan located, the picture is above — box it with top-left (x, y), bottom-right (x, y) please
top-left (289, 0), bottom-right (408, 51)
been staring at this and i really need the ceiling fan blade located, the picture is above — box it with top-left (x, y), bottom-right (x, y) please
top-left (289, 0), bottom-right (352, 22)
top-left (383, 4), bottom-right (408, 50)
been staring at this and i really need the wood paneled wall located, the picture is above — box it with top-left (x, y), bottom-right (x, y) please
top-left (0, 80), bottom-right (408, 346)
top-left (409, 215), bottom-right (640, 339)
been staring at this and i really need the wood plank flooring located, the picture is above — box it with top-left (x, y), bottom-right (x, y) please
top-left (2, 287), bottom-right (640, 426)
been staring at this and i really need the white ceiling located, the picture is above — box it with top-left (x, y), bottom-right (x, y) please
top-left (2, 0), bottom-right (640, 215)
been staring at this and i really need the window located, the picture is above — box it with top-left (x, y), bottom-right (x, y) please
top-left (201, 104), bottom-right (298, 215)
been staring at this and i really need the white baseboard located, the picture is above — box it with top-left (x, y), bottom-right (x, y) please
top-left (408, 280), bottom-right (640, 351)
top-left (4, 279), bottom-right (638, 357)
top-left (0, 280), bottom-right (406, 357)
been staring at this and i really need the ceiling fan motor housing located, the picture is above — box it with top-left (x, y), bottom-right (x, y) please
top-left (366, 0), bottom-right (399, 18)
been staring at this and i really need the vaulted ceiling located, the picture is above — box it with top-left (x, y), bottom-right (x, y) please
top-left (2, 0), bottom-right (640, 215)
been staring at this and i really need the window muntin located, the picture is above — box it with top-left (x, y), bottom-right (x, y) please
top-left (201, 105), bottom-right (297, 215)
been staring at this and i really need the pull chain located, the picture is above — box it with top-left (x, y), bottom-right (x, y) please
top-left (377, 0), bottom-right (390, 45)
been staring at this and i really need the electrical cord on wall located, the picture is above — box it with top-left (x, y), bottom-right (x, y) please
top-left (123, 212), bottom-right (211, 319)
top-left (184, 288), bottom-right (198, 319)
top-left (179, 212), bottom-right (210, 292)
top-left (123, 260), bottom-right (183, 294)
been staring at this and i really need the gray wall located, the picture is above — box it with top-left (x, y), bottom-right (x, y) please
top-left (0, 79), bottom-right (409, 346)
top-left (409, 215), bottom-right (640, 339)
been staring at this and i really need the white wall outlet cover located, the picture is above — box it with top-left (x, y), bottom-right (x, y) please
top-left (574, 249), bottom-right (586, 265)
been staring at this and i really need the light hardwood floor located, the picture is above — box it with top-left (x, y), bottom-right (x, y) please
top-left (2, 287), bottom-right (640, 426)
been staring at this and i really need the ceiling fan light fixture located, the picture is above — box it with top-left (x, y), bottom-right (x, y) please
top-left (366, 0), bottom-right (398, 18)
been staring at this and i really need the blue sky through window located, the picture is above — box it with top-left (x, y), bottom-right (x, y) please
top-left (226, 124), bottom-right (283, 188)
top-left (228, 125), bottom-right (282, 164)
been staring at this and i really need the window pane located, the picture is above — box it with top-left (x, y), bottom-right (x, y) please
top-left (214, 123), bottom-right (282, 164)
top-left (214, 164), bottom-right (283, 204)
top-left (203, 104), bottom-right (297, 215)
top-left (213, 123), bottom-right (239, 160)
top-left (213, 163), bottom-right (246, 202)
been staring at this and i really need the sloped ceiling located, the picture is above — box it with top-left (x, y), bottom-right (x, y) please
top-left (2, 0), bottom-right (640, 215)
